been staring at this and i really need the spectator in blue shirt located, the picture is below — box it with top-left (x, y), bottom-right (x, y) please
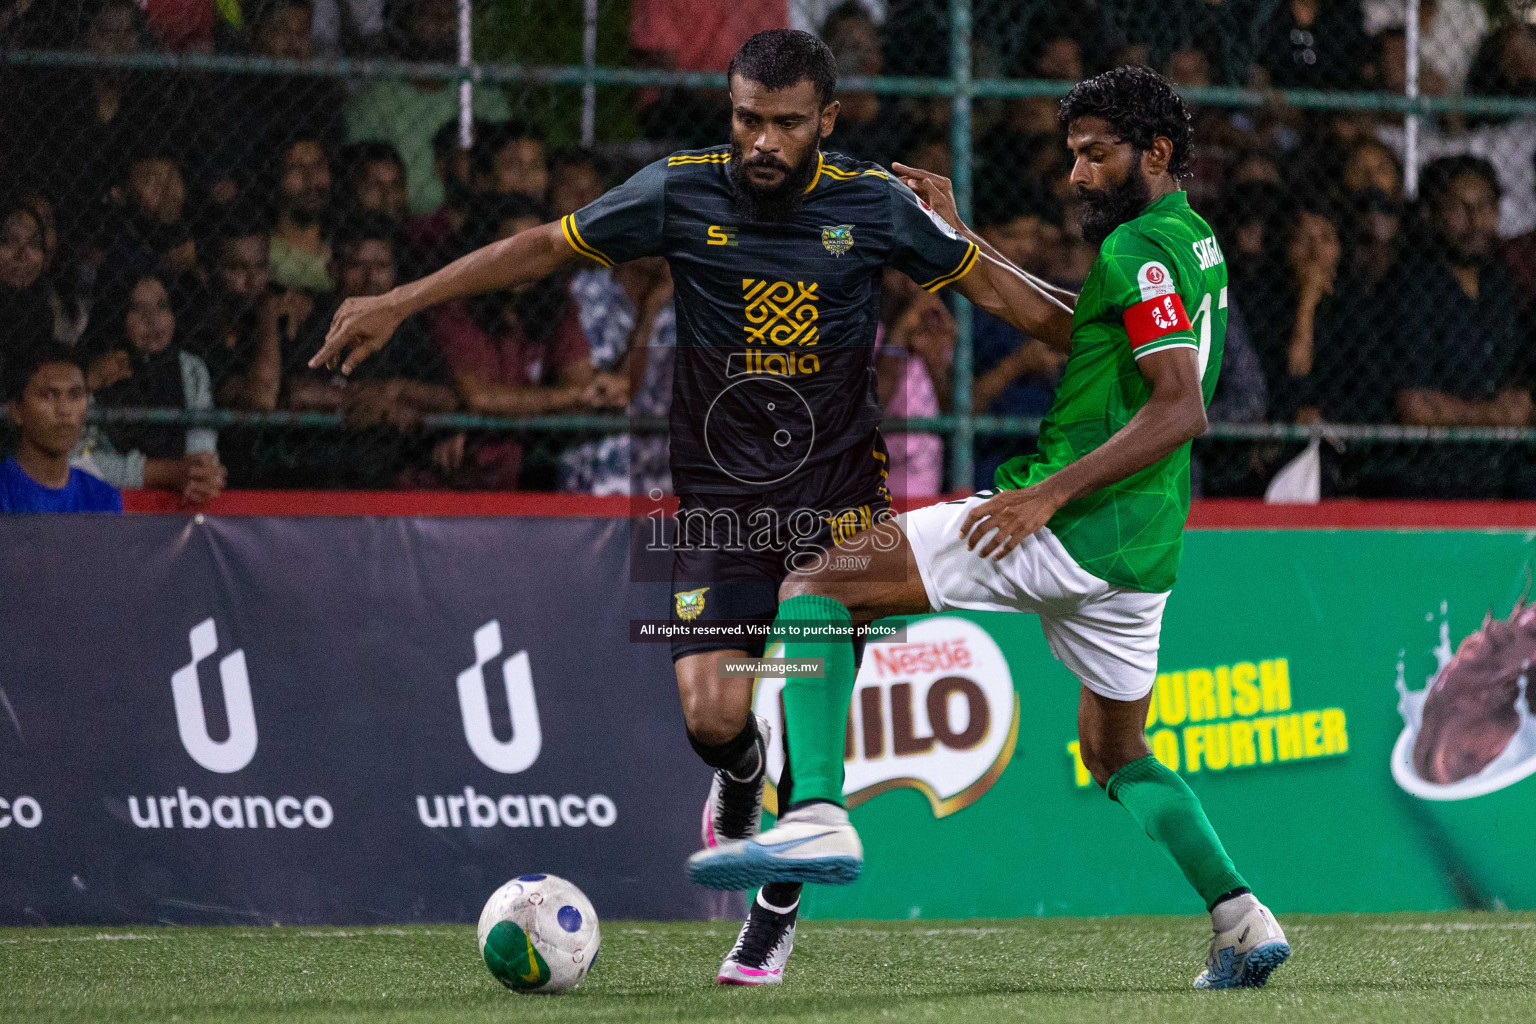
top-left (2, 344), bottom-right (122, 513)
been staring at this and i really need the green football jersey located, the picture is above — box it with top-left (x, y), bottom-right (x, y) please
top-left (994, 190), bottom-right (1227, 593)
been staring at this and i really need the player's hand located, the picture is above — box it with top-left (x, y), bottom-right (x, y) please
top-left (892, 162), bottom-right (963, 234)
top-left (311, 293), bottom-right (404, 375)
top-left (959, 485), bottom-right (1067, 561)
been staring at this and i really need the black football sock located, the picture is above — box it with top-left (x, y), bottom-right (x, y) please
top-left (759, 882), bottom-right (802, 912)
top-left (687, 718), bottom-right (762, 781)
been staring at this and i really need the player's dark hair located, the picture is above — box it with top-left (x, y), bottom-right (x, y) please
top-left (1057, 66), bottom-right (1195, 178)
top-left (728, 29), bottom-right (838, 107)
top-left (6, 342), bottom-right (83, 402)
top-left (1418, 155), bottom-right (1502, 208)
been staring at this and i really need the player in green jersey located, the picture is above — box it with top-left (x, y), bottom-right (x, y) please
top-left (687, 67), bottom-right (1290, 990)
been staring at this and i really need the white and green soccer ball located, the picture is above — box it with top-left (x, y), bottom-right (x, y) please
top-left (477, 873), bottom-right (601, 994)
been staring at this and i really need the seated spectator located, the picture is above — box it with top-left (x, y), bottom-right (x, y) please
top-left (283, 215), bottom-right (460, 487)
top-left (1384, 157), bottom-right (1531, 497)
top-left (876, 269), bottom-right (953, 498)
top-left (548, 150), bottom-right (607, 220)
top-left (403, 118), bottom-right (484, 277)
top-left (1, 344), bottom-right (121, 513)
top-left (196, 0), bottom-right (344, 207)
top-left (5, 0), bottom-right (195, 248)
top-left (339, 140), bottom-right (409, 227)
top-left (186, 212), bottom-right (293, 411)
top-left (1247, 200), bottom-right (1391, 424)
top-left (78, 273), bottom-right (227, 502)
top-left (821, 1), bottom-right (909, 167)
top-left (1364, 0), bottom-right (1486, 94)
top-left (269, 136), bottom-right (336, 293)
top-left (100, 148), bottom-right (199, 292)
top-left (1339, 138), bottom-right (1403, 201)
top-left (1344, 187), bottom-right (1403, 289)
top-left (558, 257), bottom-right (675, 496)
top-left (968, 188), bottom-right (1067, 487)
top-left (428, 195), bottom-right (610, 489)
top-left (10, 194), bottom-right (89, 345)
top-left (1252, 0), bottom-right (1370, 91)
top-left (470, 121), bottom-right (550, 204)
top-left (345, 0), bottom-right (510, 215)
top-left (0, 199), bottom-right (59, 377)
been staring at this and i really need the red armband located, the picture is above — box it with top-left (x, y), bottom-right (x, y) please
top-left (1123, 293), bottom-right (1192, 350)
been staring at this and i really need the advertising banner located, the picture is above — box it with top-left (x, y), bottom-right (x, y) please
top-left (2, 515), bottom-right (1534, 923)
top-left (0, 515), bottom-right (709, 926)
top-left (793, 530), bottom-right (1536, 920)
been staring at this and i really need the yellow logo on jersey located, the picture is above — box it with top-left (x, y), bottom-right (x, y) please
top-left (674, 587), bottom-right (709, 621)
top-left (743, 279), bottom-right (819, 347)
top-left (707, 225), bottom-right (738, 246)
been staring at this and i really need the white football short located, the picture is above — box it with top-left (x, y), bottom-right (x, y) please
top-left (896, 493), bottom-right (1170, 702)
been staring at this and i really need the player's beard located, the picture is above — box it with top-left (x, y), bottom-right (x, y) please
top-left (728, 141), bottom-right (820, 222)
top-left (1076, 162), bottom-right (1153, 246)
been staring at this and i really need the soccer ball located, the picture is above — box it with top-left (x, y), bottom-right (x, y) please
top-left (477, 873), bottom-right (601, 994)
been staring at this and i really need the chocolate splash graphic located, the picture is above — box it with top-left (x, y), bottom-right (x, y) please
top-left (1412, 601), bottom-right (1536, 785)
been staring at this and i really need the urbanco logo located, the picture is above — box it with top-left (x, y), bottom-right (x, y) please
top-left (171, 618), bottom-right (257, 773)
top-left (458, 621), bottom-right (542, 773)
top-left (756, 615), bottom-right (1019, 818)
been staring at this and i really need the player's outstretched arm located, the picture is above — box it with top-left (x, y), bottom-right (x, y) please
top-left (310, 221), bottom-right (578, 375)
top-left (959, 347), bottom-right (1207, 560)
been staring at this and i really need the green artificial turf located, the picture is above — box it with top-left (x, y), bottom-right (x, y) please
top-left (4, 913), bottom-right (1535, 1023)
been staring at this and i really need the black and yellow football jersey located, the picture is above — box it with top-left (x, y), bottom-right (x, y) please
top-left (563, 146), bottom-right (977, 497)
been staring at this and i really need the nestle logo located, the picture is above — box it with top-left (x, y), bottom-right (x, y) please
top-left (870, 640), bottom-right (972, 678)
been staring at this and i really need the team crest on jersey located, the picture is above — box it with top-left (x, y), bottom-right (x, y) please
top-left (821, 224), bottom-right (855, 256)
top-left (674, 587), bottom-right (709, 621)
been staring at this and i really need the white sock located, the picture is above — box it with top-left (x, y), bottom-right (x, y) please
top-left (1210, 892), bottom-right (1260, 933)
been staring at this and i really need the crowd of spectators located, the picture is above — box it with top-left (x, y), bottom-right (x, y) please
top-left (1, 0), bottom-right (1534, 504)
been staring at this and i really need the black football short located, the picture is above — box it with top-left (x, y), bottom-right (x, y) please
top-left (668, 433), bottom-right (892, 661)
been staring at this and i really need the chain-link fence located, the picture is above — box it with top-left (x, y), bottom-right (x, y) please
top-left (2, 0), bottom-right (1535, 499)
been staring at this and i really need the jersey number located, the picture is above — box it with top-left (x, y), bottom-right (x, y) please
top-left (1190, 287), bottom-right (1226, 380)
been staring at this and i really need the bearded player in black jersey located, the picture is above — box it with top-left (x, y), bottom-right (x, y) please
top-left (313, 29), bottom-right (1068, 986)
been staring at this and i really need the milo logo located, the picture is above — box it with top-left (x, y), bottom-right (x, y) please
top-left (756, 616), bottom-right (1019, 818)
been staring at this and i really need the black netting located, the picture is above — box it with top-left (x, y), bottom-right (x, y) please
top-left (1, 0), bottom-right (1532, 500)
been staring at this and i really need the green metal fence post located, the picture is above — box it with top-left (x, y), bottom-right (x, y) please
top-left (949, 0), bottom-right (975, 492)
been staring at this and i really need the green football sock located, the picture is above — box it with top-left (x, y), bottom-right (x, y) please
top-left (1106, 754), bottom-right (1248, 910)
top-left (774, 593), bottom-right (856, 808)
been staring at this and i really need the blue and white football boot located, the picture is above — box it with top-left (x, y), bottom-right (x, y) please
top-left (1194, 894), bottom-right (1291, 989)
top-left (687, 802), bottom-right (862, 890)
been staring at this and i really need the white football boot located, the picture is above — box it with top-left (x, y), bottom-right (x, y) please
top-left (687, 802), bottom-right (863, 890)
top-left (1194, 893), bottom-right (1292, 989)
top-left (701, 716), bottom-right (770, 849)
top-left (716, 891), bottom-right (798, 986)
